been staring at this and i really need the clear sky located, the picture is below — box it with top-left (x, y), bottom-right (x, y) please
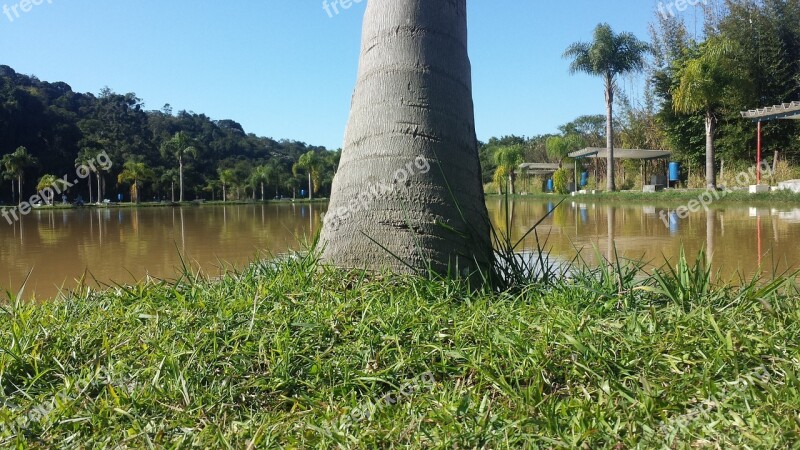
top-left (0, 0), bottom-right (708, 149)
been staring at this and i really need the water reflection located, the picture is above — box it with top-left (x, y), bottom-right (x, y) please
top-left (489, 199), bottom-right (800, 281)
top-left (2, 200), bottom-right (799, 299)
top-left (1, 204), bottom-right (324, 298)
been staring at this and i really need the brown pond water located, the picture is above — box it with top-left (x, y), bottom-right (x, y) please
top-left (2, 200), bottom-right (799, 299)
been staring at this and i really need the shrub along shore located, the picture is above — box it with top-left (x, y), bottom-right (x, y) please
top-left (488, 188), bottom-right (800, 206)
top-left (0, 251), bottom-right (798, 448)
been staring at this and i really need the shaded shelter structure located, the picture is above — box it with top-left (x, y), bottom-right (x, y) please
top-left (518, 163), bottom-right (561, 176)
top-left (515, 163), bottom-right (561, 193)
top-left (568, 148), bottom-right (673, 189)
top-left (740, 101), bottom-right (800, 184)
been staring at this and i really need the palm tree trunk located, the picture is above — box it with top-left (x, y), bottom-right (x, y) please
top-left (508, 173), bottom-right (515, 195)
top-left (17, 176), bottom-right (22, 206)
top-left (307, 173), bottom-right (312, 201)
top-left (97, 172), bottom-right (102, 202)
top-left (605, 75), bottom-right (616, 192)
top-left (179, 155), bottom-right (184, 202)
top-left (261, 182), bottom-right (265, 201)
top-left (319, 0), bottom-right (492, 277)
top-left (705, 111), bottom-right (716, 190)
top-left (223, 184), bottom-right (227, 202)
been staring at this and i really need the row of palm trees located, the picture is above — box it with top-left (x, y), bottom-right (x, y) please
top-left (1, 146), bottom-right (37, 205)
top-left (1, 132), bottom-right (201, 206)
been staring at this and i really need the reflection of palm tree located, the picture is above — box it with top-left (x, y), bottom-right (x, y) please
top-left (706, 209), bottom-right (716, 268)
top-left (607, 205), bottom-right (616, 262)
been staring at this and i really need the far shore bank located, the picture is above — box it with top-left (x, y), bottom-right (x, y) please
top-left (486, 188), bottom-right (800, 206)
top-left (2, 188), bottom-right (799, 215)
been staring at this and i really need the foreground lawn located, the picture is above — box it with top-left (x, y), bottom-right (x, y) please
top-left (1, 254), bottom-right (799, 448)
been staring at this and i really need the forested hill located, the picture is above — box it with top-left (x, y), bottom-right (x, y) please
top-left (0, 65), bottom-right (339, 203)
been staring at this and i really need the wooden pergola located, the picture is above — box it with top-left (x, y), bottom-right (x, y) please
top-left (568, 148), bottom-right (673, 188)
top-left (740, 101), bottom-right (800, 184)
top-left (518, 162), bottom-right (561, 176)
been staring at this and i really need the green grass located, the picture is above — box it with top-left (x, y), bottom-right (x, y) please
top-left (1, 250), bottom-right (799, 448)
top-left (489, 188), bottom-right (800, 206)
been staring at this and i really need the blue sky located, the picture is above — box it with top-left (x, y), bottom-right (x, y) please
top-left (0, 0), bottom-right (708, 149)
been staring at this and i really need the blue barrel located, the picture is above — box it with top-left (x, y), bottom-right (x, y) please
top-left (580, 172), bottom-right (589, 187)
top-left (669, 162), bottom-right (681, 182)
top-left (546, 179), bottom-right (553, 192)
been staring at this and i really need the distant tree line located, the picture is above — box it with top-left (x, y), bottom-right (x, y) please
top-left (483, 0), bottom-right (799, 192)
top-left (0, 65), bottom-right (340, 204)
top-left (650, 0), bottom-right (800, 183)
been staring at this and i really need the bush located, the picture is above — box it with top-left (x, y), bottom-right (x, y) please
top-left (553, 168), bottom-right (570, 194)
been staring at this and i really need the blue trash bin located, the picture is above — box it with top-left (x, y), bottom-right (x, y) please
top-left (669, 162), bottom-right (681, 183)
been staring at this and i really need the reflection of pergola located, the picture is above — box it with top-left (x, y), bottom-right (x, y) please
top-left (568, 148), bottom-right (673, 187)
top-left (740, 101), bottom-right (800, 184)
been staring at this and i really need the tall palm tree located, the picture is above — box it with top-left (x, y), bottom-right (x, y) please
top-left (492, 145), bottom-right (524, 195)
top-left (292, 151), bottom-right (322, 201)
top-left (672, 38), bottom-right (744, 190)
top-left (161, 132), bottom-right (197, 202)
top-left (218, 169), bottom-right (236, 202)
top-left (1, 146), bottom-right (38, 206)
top-left (546, 134), bottom-right (585, 167)
top-left (249, 165), bottom-right (270, 201)
top-left (547, 134), bottom-right (586, 190)
top-left (1, 170), bottom-right (15, 204)
top-left (319, 0), bottom-right (492, 277)
top-left (265, 159), bottom-right (285, 198)
top-left (564, 23), bottom-right (650, 191)
top-left (75, 148), bottom-right (99, 203)
top-left (117, 160), bottom-right (155, 203)
top-left (159, 168), bottom-right (180, 202)
top-left (36, 174), bottom-right (58, 205)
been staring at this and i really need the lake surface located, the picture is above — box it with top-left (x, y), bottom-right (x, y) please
top-left (2, 199), bottom-right (799, 299)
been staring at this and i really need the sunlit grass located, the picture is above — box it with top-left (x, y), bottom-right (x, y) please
top-left (1, 251), bottom-right (799, 448)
